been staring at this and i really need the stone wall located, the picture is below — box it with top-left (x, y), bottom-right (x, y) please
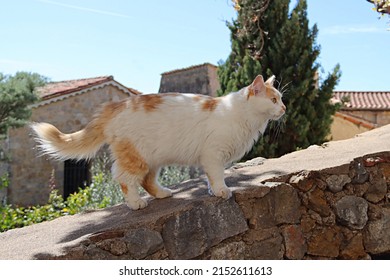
top-left (7, 85), bottom-right (129, 206)
top-left (343, 109), bottom-right (390, 127)
top-left (0, 138), bottom-right (9, 202)
top-left (331, 114), bottom-right (371, 141)
top-left (159, 63), bottom-right (220, 97)
top-left (0, 125), bottom-right (389, 260)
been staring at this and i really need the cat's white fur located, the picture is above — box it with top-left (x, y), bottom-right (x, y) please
top-left (31, 75), bottom-right (286, 210)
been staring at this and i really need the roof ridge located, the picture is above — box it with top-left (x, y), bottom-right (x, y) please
top-left (45, 76), bottom-right (113, 85)
top-left (161, 62), bottom-right (217, 75)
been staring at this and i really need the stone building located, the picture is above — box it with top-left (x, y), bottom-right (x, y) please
top-left (159, 63), bottom-right (220, 96)
top-left (2, 76), bottom-right (139, 206)
top-left (331, 91), bottom-right (390, 140)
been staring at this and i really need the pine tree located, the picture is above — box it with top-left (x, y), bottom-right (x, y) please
top-left (0, 72), bottom-right (47, 136)
top-left (218, 0), bottom-right (341, 159)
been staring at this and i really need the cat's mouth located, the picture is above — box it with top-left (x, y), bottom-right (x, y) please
top-left (272, 111), bottom-right (285, 120)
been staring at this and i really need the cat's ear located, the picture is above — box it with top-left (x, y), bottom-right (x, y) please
top-left (249, 75), bottom-right (266, 96)
top-left (265, 75), bottom-right (276, 86)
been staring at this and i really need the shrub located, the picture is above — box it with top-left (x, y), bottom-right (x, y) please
top-left (0, 154), bottom-right (201, 232)
top-left (0, 154), bottom-right (124, 232)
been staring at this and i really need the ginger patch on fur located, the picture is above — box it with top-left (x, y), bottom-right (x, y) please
top-left (247, 88), bottom-right (255, 100)
top-left (112, 140), bottom-right (149, 175)
top-left (266, 86), bottom-right (278, 99)
top-left (202, 98), bottom-right (220, 111)
top-left (131, 95), bottom-right (164, 112)
top-left (120, 183), bottom-right (129, 195)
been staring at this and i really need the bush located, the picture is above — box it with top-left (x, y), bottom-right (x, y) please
top-left (159, 166), bottom-right (200, 186)
top-left (0, 154), bottom-right (124, 232)
top-left (0, 155), bottom-right (201, 232)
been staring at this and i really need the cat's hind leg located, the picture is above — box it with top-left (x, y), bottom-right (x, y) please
top-left (111, 140), bottom-right (149, 210)
top-left (141, 168), bottom-right (172, 199)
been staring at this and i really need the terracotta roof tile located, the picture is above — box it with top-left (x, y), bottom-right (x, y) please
top-left (333, 91), bottom-right (390, 110)
top-left (37, 76), bottom-right (114, 100)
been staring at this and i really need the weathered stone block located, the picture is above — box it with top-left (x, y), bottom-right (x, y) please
top-left (364, 208), bottom-right (390, 255)
top-left (161, 198), bottom-right (248, 259)
top-left (209, 241), bottom-right (246, 260)
top-left (124, 228), bottom-right (164, 259)
top-left (364, 168), bottom-right (387, 203)
top-left (340, 234), bottom-right (367, 259)
top-left (281, 225), bottom-right (307, 260)
top-left (335, 196), bottom-right (368, 230)
top-left (326, 174), bottom-right (351, 193)
top-left (307, 188), bottom-right (331, 217)
top-left (245, 231), bottom-right (284, 260)
top-left (378, 163), bottom-right (390, 183)
top-left (307, 227), bottom-right (341, 258)
top-left (289, 171), bottom-right (315, 192)
top-left (96, 239), bottom-right (128, 256)
top-left (250, 183), bottom-right (301, 229)
top-left (350, 160), bottom-right (369, 184)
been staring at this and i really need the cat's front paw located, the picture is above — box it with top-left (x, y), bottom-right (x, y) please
top-left (213, 187), bottom-right (232, 200)
top-left (155, 187), bottom-right (172, 199)
top-left (126, 198), bottom-right (148, 210)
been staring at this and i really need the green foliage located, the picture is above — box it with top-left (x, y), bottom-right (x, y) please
top-left (218, 0), bottom-right (341, 159)
top-left (158, 166), bottom-right (200, 186)
top-left (0, 71), bottom-right (48, 136)
top-left (0, 155), bottom-right (123, 232)
top-left (0, 154), bottom-right (202, 232)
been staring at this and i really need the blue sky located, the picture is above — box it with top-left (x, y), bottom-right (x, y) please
top-left (1, 0), bottom-right (389, 93)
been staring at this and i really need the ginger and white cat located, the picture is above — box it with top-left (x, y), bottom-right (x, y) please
top-left (32, 75), bottom-right (286, 210)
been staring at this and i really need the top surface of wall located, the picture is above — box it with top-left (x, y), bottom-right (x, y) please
top-left (1, 124), bottom-right (390, 259)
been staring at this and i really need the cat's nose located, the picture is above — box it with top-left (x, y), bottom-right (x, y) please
top-left (281, 105), bottom-right (286, 112)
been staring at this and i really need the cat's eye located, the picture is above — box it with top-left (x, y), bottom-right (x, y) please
top-left (271, 97), bottom-right (277, 104)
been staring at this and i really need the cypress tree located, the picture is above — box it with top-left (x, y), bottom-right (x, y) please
top-left (218, 0), bottom-right (341, 159)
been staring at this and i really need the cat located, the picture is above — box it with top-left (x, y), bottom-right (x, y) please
top-left (31, 75), bottom-right (286, 210)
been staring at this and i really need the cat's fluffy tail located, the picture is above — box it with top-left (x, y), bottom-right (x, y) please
top-left (31, 120), bottom-right (106, 161)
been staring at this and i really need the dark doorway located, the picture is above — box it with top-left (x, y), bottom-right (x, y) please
top-left (63, 159), bottom-right (91, 198)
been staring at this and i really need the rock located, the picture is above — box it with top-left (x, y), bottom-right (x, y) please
top-left (281, 225), bottom-right (307, 260)
top-left (364, 208), bottom-right (390, 255)
top-left (161, 198), bottom-right (248, 259)
top-left (335, 196), bottom-right (368, 230)
top-left (244, 227), bottom-right (284, 260)
top-left (248, 183), bottom-right (301, 229)
top-left (364, 168), bottom-right (387, 203)
top-left (124, 228), bottom-right (163, 259)
top-left (348, 182), bottom-right (369, 197)
top-left (340, 234), bottom-right (368, 260)
top-left (300, 214), bottom-right (316, 233)
top-left (234, 185), bottom-right (270, 223)
top-left (326, 174), bottom-right (351, 193)
top-left (307, 227), bottom-right (342, 258)
top-left (209, 241), bottom-right (246, 260)
top-left (307, 188), bottom-right (331, 217)
top-left (289, 171), bottom-right (316, 192)
top-left (350, 160), bottom-right (369, 184)
top-left (367, 203), bottom-right (383, 221)
top-left (96, 239), bottom-right (128, 256)
top-left (364, 156), bottom-right (389, 167)
top-left (379, 163), bottom-right (390, 183)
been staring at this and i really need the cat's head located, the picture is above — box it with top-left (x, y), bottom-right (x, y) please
top-left (246, 75), bottom-right (286, 120)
